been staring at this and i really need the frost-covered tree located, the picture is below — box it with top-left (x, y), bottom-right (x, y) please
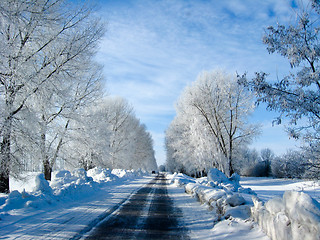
top-left (233, 147), bottom-right (260, 176)
top-left (0, 0), bottom-right (105, 192)
top-left (131, 123), bottom-right (157, 171)
top-left (260, 148), bottom-right (273, 177)
top-left (165, 116), bottom-right (199, 175)
top-left (26, 64), bottom-right (103, 180)
top-left (166, 70), bottom-right (260, 177)
top-left (238, 1), bottom-right (320, 176)
top-left (272, 150), bottom-right (306, 179)
top-left (301, 142), bottom-right (320, 178)
top-left (68, 97), bottom-right (157, 171)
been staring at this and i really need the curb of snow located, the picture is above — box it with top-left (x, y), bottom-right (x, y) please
top-left (168, 168), bottom-right (320, 240)
top-left (251, 191), bottom-right (320, 240)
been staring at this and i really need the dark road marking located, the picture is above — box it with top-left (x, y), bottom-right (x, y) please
top-left (85, 174), bottom-right (189, 240)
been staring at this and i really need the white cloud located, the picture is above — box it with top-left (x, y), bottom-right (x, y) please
top-left (94, 0), bottom-right (304, 164)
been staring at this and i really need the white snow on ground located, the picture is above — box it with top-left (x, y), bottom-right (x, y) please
top-left (167, 171), bottom-right (270, 239)
top-left (1, 168), bottom-right (320, 239)
top-left (240, 177), bottom-right (320, 202)
top-left (167, 183), bottom-right (269, 239)
top-left (0, 168), bottom-right (151, 239)
top-left (167, 169), bottom-right (320, 240)
top-left (240, 177), bottom-right (320, 240)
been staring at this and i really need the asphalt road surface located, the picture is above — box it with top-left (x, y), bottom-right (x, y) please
top-left (86, 174), bottom-right (189, 239)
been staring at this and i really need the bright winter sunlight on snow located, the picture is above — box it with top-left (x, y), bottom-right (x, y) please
top-left (0, 0), bottom-right (319, 240)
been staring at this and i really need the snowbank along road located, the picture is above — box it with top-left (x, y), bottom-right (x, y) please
top-left (85, 173), bottom-right (189, 239)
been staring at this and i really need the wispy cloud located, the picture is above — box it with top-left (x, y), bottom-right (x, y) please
top-left (95, 0), bottom-right (302, 164)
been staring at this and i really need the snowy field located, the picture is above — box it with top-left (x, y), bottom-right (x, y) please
top-left (240, 177), bottom-right (320, 202)
top-left (0, 168), bottom-right (319, 239)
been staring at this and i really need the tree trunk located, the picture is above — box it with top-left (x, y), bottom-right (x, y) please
top-left (228, 156), bottom-right (234, 177)
top-left (43, 159), bottom-right (52, 181)
top-left (0, 137), bottom-right (10, 193)
top-left (0, 119), bottom-right (12, 193)
top-left (228, 133), bottom-right (234, 177)
top-left (0, 172), bottom-right (9, 193)
top-left (40, 118), bottom-right (52, 181)
top-left (50, 120), bottom-right (70, 176)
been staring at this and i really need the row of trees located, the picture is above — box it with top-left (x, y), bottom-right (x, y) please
top-left (69, 97), bottom-right (157, 172)
top-left (238, 147), bottom-right (318, 179)
top-left (0, 0), bottom-right (157, 193)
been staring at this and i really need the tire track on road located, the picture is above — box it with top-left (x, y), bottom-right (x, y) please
top-left (84, 178), bottom-right (157, 239)
top-left (85, 174), bottom-right (189, 240)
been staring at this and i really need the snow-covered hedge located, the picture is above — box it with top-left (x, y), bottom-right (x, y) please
top-left (251, 191), bottom-right (320, 240)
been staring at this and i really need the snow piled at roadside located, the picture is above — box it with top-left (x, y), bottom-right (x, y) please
top-left (0, 168), bottom-right (147, 216)
top-left (167, 168), bottom-right (320, 240)
top-left (252, 191), bottom-right (320, 240)
top-left (169, 169), bottom-right (256, 224)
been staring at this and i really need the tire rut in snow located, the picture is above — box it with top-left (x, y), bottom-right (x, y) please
top-left (85, 178), bottom-right (156, 239)
top-left (137, 174), bottom-right (189, 239)
top-left (85, 174), bottom-right (189, 239)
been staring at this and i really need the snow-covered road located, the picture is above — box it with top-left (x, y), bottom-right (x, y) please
top-left (85, 174), bottom-right (188, 239)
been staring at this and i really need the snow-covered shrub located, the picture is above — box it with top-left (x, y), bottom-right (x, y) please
top-left (167, 172), bottom-right (196, 186)
top-left (33, 173), bottom-right (53, 195)
top-left (185, 181), bottom-right (251, 224)
top-left (226, 193), bottom-right (246, 207)
top-left (109, 169), bottom-right (147, 179)
top-left (1, 174), bottom-right (55, 211)
top-left (183, 169), bottom-right (255, 224)
top-left (247, 161), bottom-right (272, 177)
top-left (112, 169), bottom-right (131, 178)
top-left (50, 170), bottom-right (74, 189)
top-left (73, 168), bottom-right (93, 184)
top-left (272, 151), bottom-right (306, 179)
top-left (51, 169), bottom-right (97, 199)
top-left (251, 191), bottom-right (320, 240)
top-left (207, 168), bottom-right (229, 184)
top-left (87, 167), bottom-right (118, 182)
top-left (206, 169), bottom-right (247, 193)
top-left (0, 190), bottom-right (26, 211)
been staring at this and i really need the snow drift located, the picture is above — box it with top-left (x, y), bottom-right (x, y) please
top-left (168, 168), bottom-right (320, 240)
top-left (168, 168), bottom-right (256, 223)
top-left (0, 168), bottom-right (147, 215)
top-left (251, 191), bottom-right (320, 240)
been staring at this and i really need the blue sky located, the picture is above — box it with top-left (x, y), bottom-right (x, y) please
top-left (93, 0), bottom-right (306, 165)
